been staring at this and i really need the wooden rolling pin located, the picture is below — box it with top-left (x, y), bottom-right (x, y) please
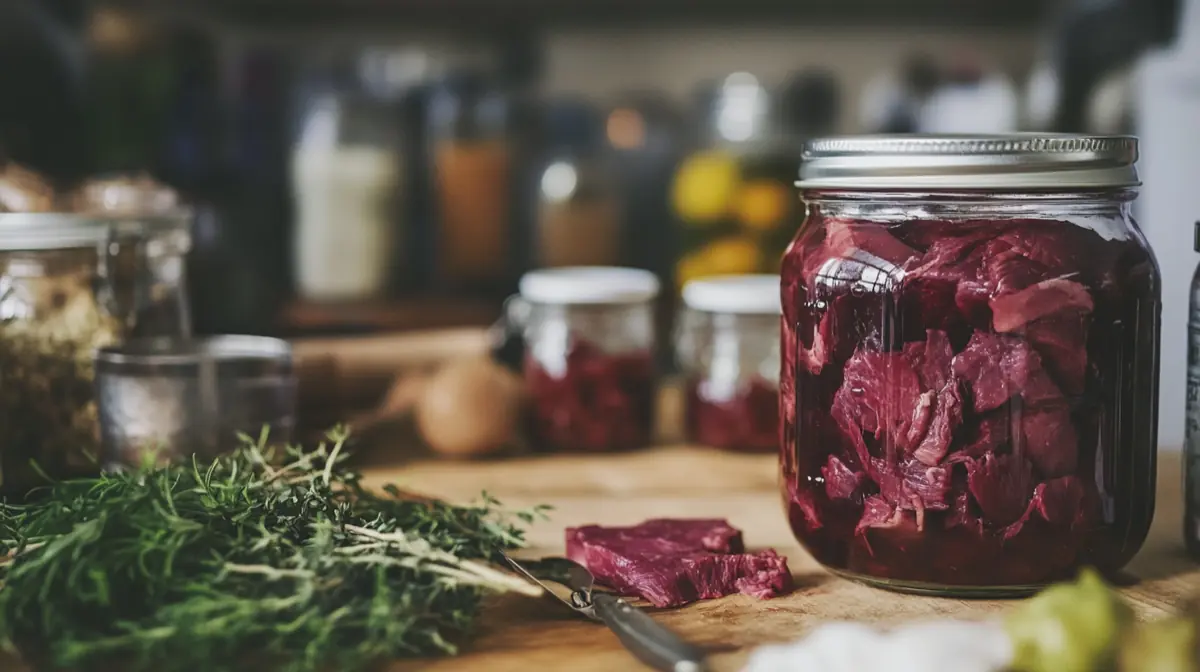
top-left (293, 327), bottom-right (492, 423)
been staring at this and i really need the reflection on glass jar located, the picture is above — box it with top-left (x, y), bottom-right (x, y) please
top-left (517, 267), bottom-right (659, 453)
top-left (677, 275), bottom-right (780, 453)
top-left (780, 135), bottom-right (1160, 595)
top-left (0, 211), bottom-right (191, 497)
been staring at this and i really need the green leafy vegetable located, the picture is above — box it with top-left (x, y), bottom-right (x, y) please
top-left (0, 427), bottom-right (547, 672)
top-left (1006, 568), bottom-right (1133, 672)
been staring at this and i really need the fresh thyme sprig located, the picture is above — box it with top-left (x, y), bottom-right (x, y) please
top-left (0, 427), bottom-right (548, 672)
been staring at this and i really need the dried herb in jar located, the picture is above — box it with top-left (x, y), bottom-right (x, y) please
top-left (0, 250), bottom-right (122, 495)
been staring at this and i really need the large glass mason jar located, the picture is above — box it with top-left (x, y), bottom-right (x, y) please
top-left (516, 266), bottom-right (659, 453)
top-left (780, 135), bottom-right (1160, 595)
top-left (0, 211), bottom-right (191, 498)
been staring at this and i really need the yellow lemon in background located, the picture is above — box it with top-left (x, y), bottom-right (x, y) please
top-left (671, 151), bottom-right (741, 224)
top-left (675, 250), bottom-right (712, 289)
top-left (704, 236), bottom-right (763, 274)
top-left (734, 180), bottom-right (791, 232)
top-left (675, 236), bottom-right (764, 288)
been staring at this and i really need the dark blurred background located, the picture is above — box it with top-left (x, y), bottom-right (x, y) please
top-left (0, 0), bottom-right (1192, 357)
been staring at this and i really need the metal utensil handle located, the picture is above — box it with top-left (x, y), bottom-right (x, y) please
top-left (591, 592), bottom-right (708, 672)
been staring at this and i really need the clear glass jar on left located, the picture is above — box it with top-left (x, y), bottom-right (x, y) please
top-left (0, 211), bottom-right (192, 497)
top-left (516, 267), bottom-right (660, 452)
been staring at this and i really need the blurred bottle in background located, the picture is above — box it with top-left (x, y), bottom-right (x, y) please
top-left (428, 70), bottom-right (514, 296)
top-left (291, 70), bottom-right (404, 302)
top-left (495, 31), bottom-right (544, 287)
top-left (85, 7), bottom-right (175, 175)
top-left (859, 54), bottom-right (939, 134)
top-left (606, 93), bottom-right (685, 282)
top-left (358, 48), bottom-right (441, 294)
top-left (860, 52), bottom-right (1018, 135)
top-left (0, 0), bottom-right (87, 183)
top-left (188, 48), bottom-right (293, 336)
top-left (917, 54), bottom-right (1019, 134)
top-left (604, 93), bottom-right (687, 373)
top-left (533, 98), bottom-right (622, 268)
top-left (670, 69), bottom-right (837, 292)
top-left (670, 73), bottom-right (775, 291)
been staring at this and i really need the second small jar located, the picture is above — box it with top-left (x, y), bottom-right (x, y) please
top-left (678, 274), bottom-right (781, 453)
top-left (518, 266), bottom-right (659, 452)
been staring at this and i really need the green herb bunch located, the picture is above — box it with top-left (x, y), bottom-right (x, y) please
top-left (0, 428), bottom-right (546, 672)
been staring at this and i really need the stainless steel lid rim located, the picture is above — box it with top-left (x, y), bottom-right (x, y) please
top-left (96, 335), bottom-right (293, 368)
top-left (802, 134), bottom-right (1138, 157)
top-left (797, 133), bottom-right (1140, 190)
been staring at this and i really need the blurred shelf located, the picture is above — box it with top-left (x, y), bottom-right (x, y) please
top-left (124, 0), bottom-right (1051, 29)
top-left (278, 296), bottom-right (502, 338)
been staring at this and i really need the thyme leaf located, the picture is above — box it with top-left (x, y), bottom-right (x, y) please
top-left (0, 427), bottom-right (548, 671)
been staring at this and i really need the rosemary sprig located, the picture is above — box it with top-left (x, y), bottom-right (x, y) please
top-left (0, 427), bottom-right (548, 672)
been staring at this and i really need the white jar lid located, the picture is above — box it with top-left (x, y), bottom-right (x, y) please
top-left (518, 266), bottom-right (661, 305)
top-left (682, 274), bottom-right (781, 315)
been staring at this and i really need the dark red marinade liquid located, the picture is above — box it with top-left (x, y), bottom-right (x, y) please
top-left (685, 378), bottom-right (779, 453)
top-left (525, 339), bottom-right (656, 452)
top-left (780, 215), bottom-right (1160, 589)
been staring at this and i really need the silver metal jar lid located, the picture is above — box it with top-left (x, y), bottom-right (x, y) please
top-left (0, 211), bottom-right (192, 251)
top-left (796, 134), bottom-right (1139, 190)
top-left (96, 335), bottom-right (293, 370)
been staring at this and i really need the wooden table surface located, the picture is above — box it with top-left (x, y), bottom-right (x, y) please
top-left (361, 443), bottom-right (1199, 672)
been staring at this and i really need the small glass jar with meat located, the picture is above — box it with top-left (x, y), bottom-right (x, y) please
top-left (781, 135), bottom-right (1160, 595)
top-left (517, 266), bottom-right (660, 452)
top-left (677, 274), bottom-right (781, 453)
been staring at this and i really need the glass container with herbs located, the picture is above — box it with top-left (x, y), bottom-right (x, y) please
top-left (0, 177), bottom-right (191, 498)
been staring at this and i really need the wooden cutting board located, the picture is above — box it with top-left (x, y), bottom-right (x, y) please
top-left (363, 446), bottom-right (1199, 672)
top-left (290, 331), bottom-right (1200, 670)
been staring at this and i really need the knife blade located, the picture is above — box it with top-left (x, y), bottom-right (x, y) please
top-left (505, 555), bottom-right (709, 672)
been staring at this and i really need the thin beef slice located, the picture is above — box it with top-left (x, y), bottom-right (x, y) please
top-left (991, 223), bottom-right (1089, 281)
top-left (911, 381), bottom-right (964, 466)
top-left (826, 218), bottom-right (919, 268)
top-left (952, 332), bottom-right (1063, 413)
top-left (903, 329), bottom-right (955, 390)
top-left (990, 277), bottom-right (1094, 333)
top-left (836, 349), bottom-right (923, 450)
top-left (857, 495), bottom-right (906, 533)
top-left (945, 409), bottom-right (1012, 463)
top-left (901, 237), bottom-right (988, 331)
top-left (966, 453), bottom-right (1035, 528)
top-left (1025, 312), bottom-right (1090, 396)
top-left (832, 385), bottom-right (874, 469)
top-left (1020, 405), bottom-right (1079, 478)
top-left (872, 458), bottom-right (952, 530)
top-left (823, 454), bottom-right (868, 500)
top-left (565, 519), bottom-right (793, 608)
top-left (1004, 474), bottom-right (1092, 540)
